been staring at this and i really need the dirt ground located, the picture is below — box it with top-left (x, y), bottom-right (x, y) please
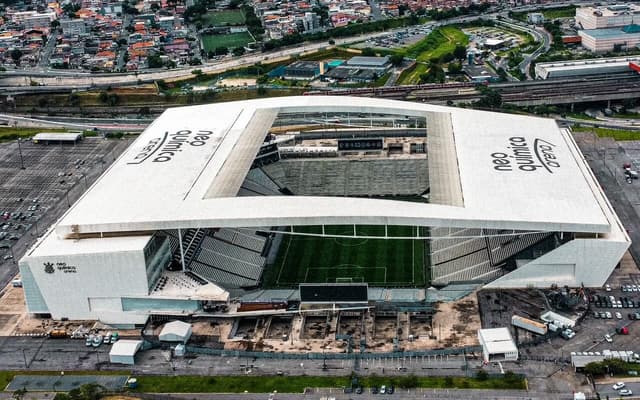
top-left (404, 293), bottom-right (481, 350)
top-left (217, 77), bottom-right (257, 87)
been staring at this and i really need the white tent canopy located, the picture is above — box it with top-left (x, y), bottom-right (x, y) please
top-left (159, 320), bottom-right (192, 343)
top-left (109, 339), bottom-right (143, 365)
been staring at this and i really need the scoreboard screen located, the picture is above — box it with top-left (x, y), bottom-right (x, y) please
top-left (337, 138), bottom-right (383, 151)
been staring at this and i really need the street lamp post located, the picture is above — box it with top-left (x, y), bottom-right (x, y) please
top-left (17, 138), bottom-right (25, 169)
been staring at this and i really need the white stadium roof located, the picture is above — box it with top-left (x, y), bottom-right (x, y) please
top-left (42, 96), bottom-right (622, 242)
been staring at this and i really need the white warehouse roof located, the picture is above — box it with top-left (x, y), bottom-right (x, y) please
top-left (478, 328), bottom-right (518, 355)
top-left (109, 339), bottom-right (143, 364)
top-left (47, 96), bottom-right (621, 241)
top-left (159, 320), bottom-right (192, 343)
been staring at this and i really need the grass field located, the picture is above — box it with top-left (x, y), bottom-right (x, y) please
top-left (132, 374), bottom-right (525, 393)
top-left (402, 26), bottom-right (469, 62)
top-left (542, 6), bottom-right (576, 20)
top-left (202, 10), bottom-right (245, 26)
top-left (0, 371), bottom-right (525, 393)
top-left (201, 32), bottom-right (253, 51)
top-left (265, 225), bottom-right (426, 287)
top-left (397, 62), bottom-right (428, 85)
top-left (571, 125), bottom-right (640, 141)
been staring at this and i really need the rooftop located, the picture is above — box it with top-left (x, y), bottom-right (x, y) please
top-left (478, 327), bottom-right (518, 354)
top-left (346, 55), bottom-right (390, 67)
top-left (581, 26), bottom-right (640, 39)
top-left (20, 97), bottom-right (626, 257)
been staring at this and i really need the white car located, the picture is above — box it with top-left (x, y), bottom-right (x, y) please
top-left (606, 284), bottom-right (612, 291)
top-left (605, 334), bottom-right (613, 343)
top-left (619, 389), bottom-right (633, 396)
top-left (613, 382), bottom-right (626, 390)
top-left (380, 385), bottom-right (386, 394)
top-left (616, 312), bottom-right (623, 319)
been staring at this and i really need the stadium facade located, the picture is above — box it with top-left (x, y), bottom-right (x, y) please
top-left (18, 96), bottom-right (629, 326)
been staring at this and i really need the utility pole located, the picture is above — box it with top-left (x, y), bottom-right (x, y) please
top-left (17, 138), bottom-right (25, 169)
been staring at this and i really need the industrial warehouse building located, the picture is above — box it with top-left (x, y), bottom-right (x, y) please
top-left (579, 24), bottom-right (640, 53)
top-left (18, 96), bottom-right (629, 326)
top-left (576, 4), bottom-right (640, 30)
top-left (478, 328), bottom-right (518, 363)
top-left (534, 56), bottom-right (640, 79)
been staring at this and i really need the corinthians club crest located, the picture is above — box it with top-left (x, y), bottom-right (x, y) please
top-left (44, 262), bottom-right (55, 274)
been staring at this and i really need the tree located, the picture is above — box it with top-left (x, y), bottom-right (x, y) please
top-left (191, 69), bottom-right (203, 76)
top-left (476, 87), bottom-right (502, 108)
top-left (78, 383), bottom-right (104, 400)
top-left (453, 44), bottom-right (467, 60)
top-left (98, 91), bottom-right (109, 103)
top-left (150, 2), bottom-right (160, 11)
top-left (50, 19), bottom-right (60, 29)
top-left (475, 369), bottom-right (488, 381)
top-left (147, 54), bottom-right (163, 68)
top-left (583, 361), bottom-right (606, 376)
top-left (232, 46), bottom-right (245, 56)
top-left (67, 93), bottom-right (80, 107)
top-left (213, 46), bottom-right (228, 56)
top-left (419, 64), bottom-right (445, 83)
top-left (13, 388), bottom-right (27, 400)
top-left (390, 54), bottom-right (404, 67)
top-left (447, 62), bottom-right (462, 74)
top-left (62, 2), bottom-right (80, 17)
top-left (10, 48), bottom-right (22, 65)
top-left (361, 47), bottom-right (376, 57)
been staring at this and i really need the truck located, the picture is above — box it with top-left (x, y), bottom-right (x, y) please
top-left (511, 315), bottom-right (548, 335)
top-left (48, 329), bottom-right (68, 338)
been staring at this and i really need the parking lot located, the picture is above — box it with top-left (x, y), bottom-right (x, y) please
top-left (0, 136), bottom-right (133, 289)
top-left (353, 27), bottom-right (433, 50)
top-left (513, 254), bottom-right (640, 360)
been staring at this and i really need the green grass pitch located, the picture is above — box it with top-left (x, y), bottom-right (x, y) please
top-left (202, 10), bottom-right (246, 26)
top-left (201, 32), bottom-right (253, 51)
top-left (264, 225), bottom-right (427, 287)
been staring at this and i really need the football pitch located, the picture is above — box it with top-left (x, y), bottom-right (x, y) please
top-left (264, 225), bottom-right (427, 287)
top-left (201, 32), bottom-right (254, 52)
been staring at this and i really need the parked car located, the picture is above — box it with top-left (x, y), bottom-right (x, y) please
top-left (605, 334), bottom-right (613, 343)
top-left (616, 312), bottom-right (623, 319)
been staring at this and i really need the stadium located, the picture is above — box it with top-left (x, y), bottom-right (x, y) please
top-left (19, 96), bottom-right (629, 326)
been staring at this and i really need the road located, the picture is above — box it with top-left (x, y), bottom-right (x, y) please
top-left (493, 18), bottom-right (551, 80)
top-left (0, 335), bottom-right (585, 398)
top-left (596, 382), bottom-right (640, 399)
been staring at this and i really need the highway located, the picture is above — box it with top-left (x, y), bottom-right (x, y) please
top-left (493, 18), bottom-right (552, 79)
